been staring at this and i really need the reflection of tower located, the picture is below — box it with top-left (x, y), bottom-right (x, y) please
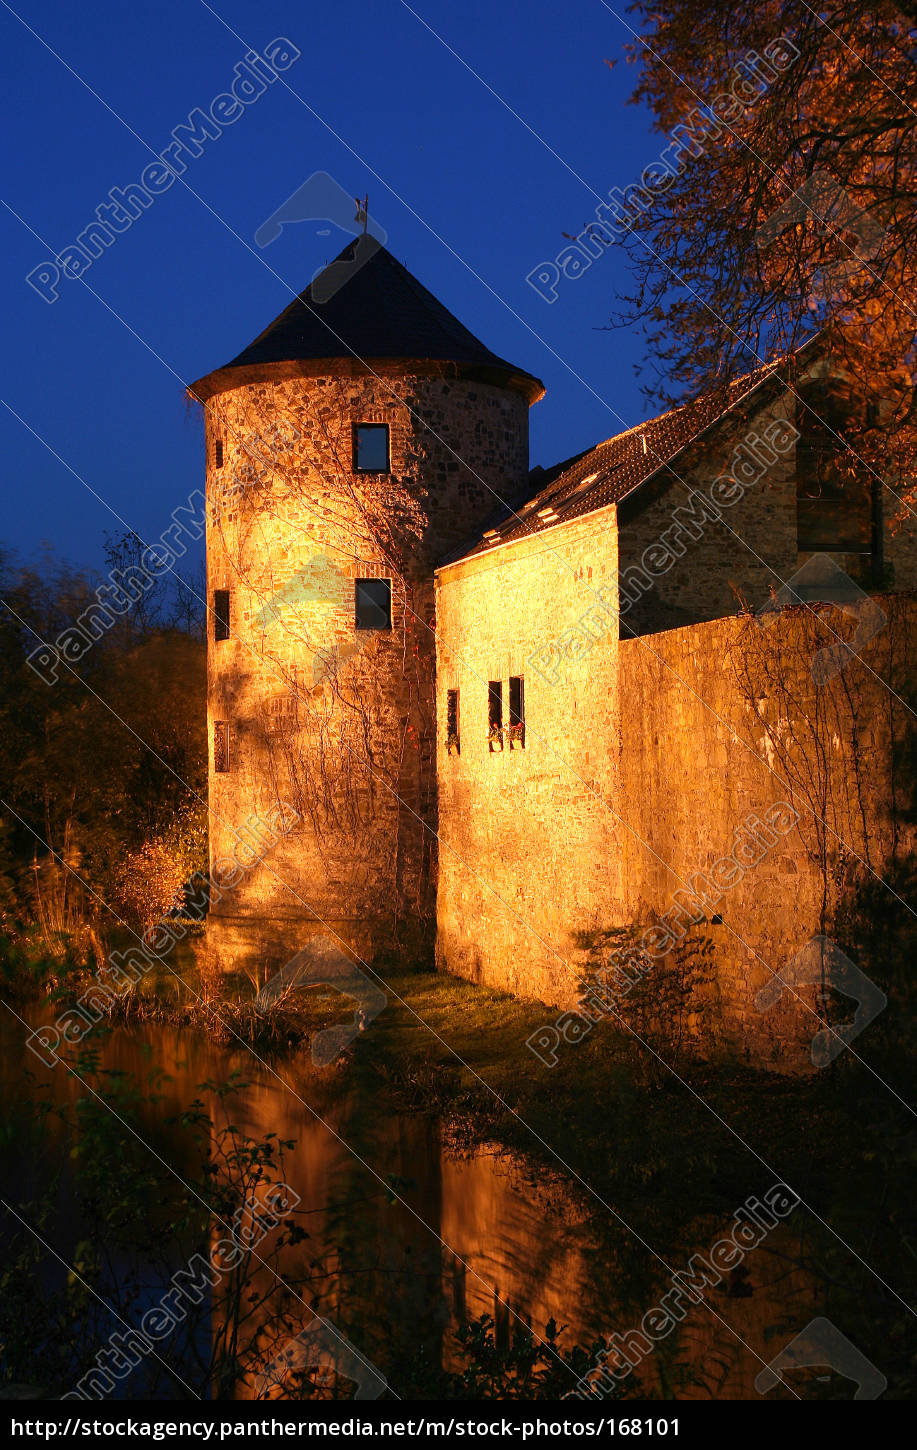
top-left (190, 243), bottom-right (542, 972)
top-left (203, 1060), bottom-right (359, 1400)
top-left (210, 1070), bottom-right (447, 1399)
top-left (323, 1100), bottom-right (447, 1387)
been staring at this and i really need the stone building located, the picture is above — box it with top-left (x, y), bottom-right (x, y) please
top-left (190, 243), bottom-right (542, 973)
top-left (192, 242), bottom-right (916, 1068)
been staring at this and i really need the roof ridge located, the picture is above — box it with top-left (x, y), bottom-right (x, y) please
top-left (444, 350), bottom-right (803, 566)
top-left (589, 359), bottom-right (781, 454)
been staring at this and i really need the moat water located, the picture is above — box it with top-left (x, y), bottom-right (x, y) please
top-left (0, 1012), bottom-right (822, 1401)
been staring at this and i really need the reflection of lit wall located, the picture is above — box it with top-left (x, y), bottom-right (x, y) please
top-left (437, 1146), bottom-right (822, 1401)
top-left (205, 1060), bottom-right (350, 1400)
top-left (636, 1222), bottom-right (819, 1401)
top-left (438, 1149), bottom-right (612, 1366)
top-left (204, 1075), bottom-right (823, 1402)
top-left (72, 1019), bottom-right (822, 1401)
top-left (211, 1065), bottom-right (444, 1400)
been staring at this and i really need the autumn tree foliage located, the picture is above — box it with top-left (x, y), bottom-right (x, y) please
top-left (0, 544), bottom-right (206, 962)
top-left (615, 1), bottom-right (917, 508)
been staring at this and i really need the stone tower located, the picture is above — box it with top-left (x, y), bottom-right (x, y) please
top-left (190, 241), bottom-right (543, 973)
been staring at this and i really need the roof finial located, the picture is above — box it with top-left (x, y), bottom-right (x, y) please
top-left (354, 194), bottom-right (369, 234)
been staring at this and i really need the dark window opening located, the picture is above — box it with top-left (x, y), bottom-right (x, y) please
top-left (355, 578), bottom-right (392, 630)
top-left (214, 589), bottom-right (231, 642)
top-left (796, 381), bottom-right (874, 555)
top-left (447, 688), bottom-right (460, 755)
top-left (215, 439), bottom-right (223, 469)
top-left (353, 423), bottom-right (390, 473)
top-left (488, 680), bottom-right (503, 752)
top-left (213, 721), bottom-right (230, 773)
top-left (508, 675), bottom-right (525, 749)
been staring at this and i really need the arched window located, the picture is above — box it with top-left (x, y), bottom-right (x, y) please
top-left (796, 380), bottom-right (876, 557)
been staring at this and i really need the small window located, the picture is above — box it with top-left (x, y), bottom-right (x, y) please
top-left (488, 681), bottom-right (503, 752)
top-left (215, 439), bottom-right (223, 469)
top-left (213, 721), bottom-right (230, 773)
top-left (353, 423), bottom-right (390, 473)
top-left (508, 676), bottom-right (525, 749)
top-left (214, 589), bottom-right (230, 642)
top-left (355, 578), bottom-right (392, 630)
top-left (447, 688), bottom-right (460, 755)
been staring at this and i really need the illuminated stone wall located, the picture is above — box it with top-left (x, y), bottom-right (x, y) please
top-left (612, 598), bottom-right (916, 1068)
top-left (203, 360), bottom-right (531, 972)
top-left (436, 500), bottom-right (916, 1068)
top-left (434, 508), bottom-right (622, 1004)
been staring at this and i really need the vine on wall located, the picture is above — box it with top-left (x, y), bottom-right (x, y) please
top-left (205, 379), bottom-right (438, 942)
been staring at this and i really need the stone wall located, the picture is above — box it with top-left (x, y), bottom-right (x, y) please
top-left (617, 380), bottom-right (917, 636)
top-left (436, 492), bottom-right (916, 1068)
top-left (204, 361), bottom-right (531, 970)
top-left (435, 508), bottom-right (621, 1003)
top-left (613, 597), bottom-right (916, 1068)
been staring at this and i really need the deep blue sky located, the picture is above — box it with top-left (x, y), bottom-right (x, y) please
top-left (2, 0), bottom-right (663, 571)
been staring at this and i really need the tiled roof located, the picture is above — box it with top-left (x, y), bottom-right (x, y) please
top-left (443, 358), bottom-right (794, 565)
top-left (191, 242), bottom-right (544, 402)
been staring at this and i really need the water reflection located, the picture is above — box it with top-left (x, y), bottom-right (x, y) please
top-left (0, 1015), bottom-right (820, 1399)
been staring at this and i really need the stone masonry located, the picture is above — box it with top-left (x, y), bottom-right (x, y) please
top-left (193, 243), bottom-right (916, 1067)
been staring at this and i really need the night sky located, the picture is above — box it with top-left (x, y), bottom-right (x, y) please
top-left (2, 0), bottom-right (662, 570)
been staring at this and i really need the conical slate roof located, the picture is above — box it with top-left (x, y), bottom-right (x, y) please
top-left (191, 240), bottom-right (544, 402)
